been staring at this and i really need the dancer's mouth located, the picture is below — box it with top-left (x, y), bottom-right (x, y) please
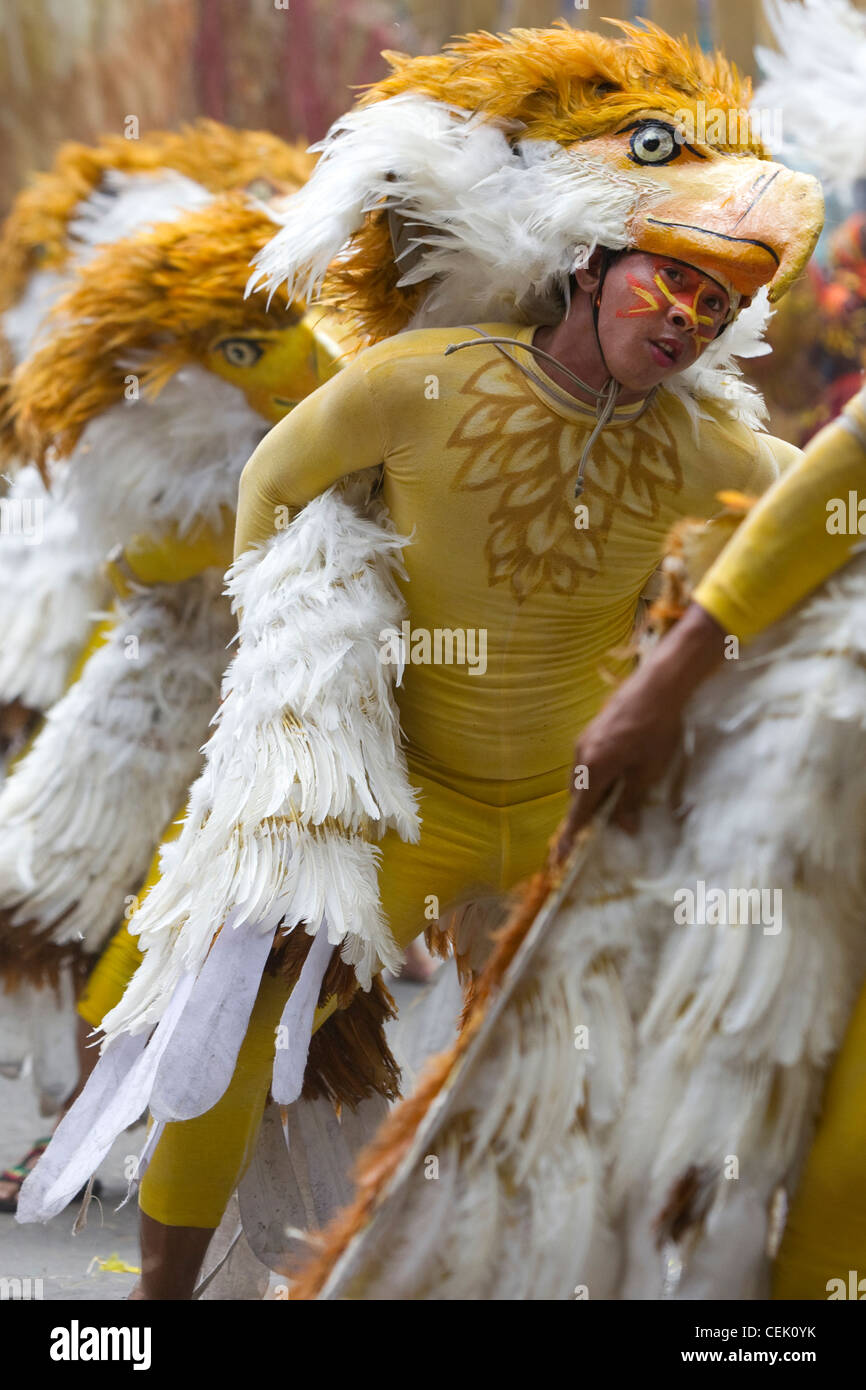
top-left (648, 337), bottom-right (683, 368)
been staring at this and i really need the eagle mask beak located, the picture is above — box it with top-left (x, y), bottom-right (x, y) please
top-left (574, 124), bottom-right (824, 302)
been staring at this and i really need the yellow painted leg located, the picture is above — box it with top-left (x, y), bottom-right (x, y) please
top-left (773, 982), bottom-right (866, 1298)
top-left (77, 805), bottom-right (187, 1028)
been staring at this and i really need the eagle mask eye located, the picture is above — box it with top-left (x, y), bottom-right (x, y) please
top-left (216, 337), bottom-right (264, 368)
top-left (628, 120), bottom-right (680, 167)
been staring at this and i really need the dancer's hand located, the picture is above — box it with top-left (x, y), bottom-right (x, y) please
top-left (551, 603), bottom-right (728, 865)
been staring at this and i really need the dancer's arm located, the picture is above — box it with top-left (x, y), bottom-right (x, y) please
top-left (554, 388), bottom-right (866, 853)
top-left (692, 391), bottom-right (866, 640)
top-left (234, 356), bottom-right (386, 558)
top-left (106, 506), bottom-right (237, 595)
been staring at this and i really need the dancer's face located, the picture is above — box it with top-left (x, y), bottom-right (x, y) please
top-left (577, 250), bottom-right (732, 394)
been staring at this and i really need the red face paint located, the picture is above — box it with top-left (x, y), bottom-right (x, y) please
top-left (616, 266), bottom-right (722, 348)
top-left (616, 273), bottom-right (665, 318)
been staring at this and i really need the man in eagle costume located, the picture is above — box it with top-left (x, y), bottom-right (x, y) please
top-left (17, 18), bottom-right (825, 1301)
top-left (0, 123), bottom-right (318, 1194)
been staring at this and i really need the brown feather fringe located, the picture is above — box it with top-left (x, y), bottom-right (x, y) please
top-left (302, 974), bottom-right (401, 1109)
top-left (319, 211), bottom-right (427, 349)
top-left (653, 1163), bottom-right (715, 1248)
top-left (265, 926), bottom-right (401, 1109)
top-left (0, 908), bottom-right (91, 996)
top-left (265, 922), bottom-right (359, 1010)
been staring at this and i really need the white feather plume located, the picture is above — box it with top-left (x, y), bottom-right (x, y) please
top-left (0, 575), bottom-right (232, 952)
top-left (0, 463), bottom-right (101, 710)
top-left (755, 0), bottom-right (866, 197)
top-left (248, 97), bottom-right (532, 305)
top-left (250, 95), bottom-right (642, 326)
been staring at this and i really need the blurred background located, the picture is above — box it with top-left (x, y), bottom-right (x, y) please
top-left (4, 0), bottom-right (865, 217)
top-left (3, 0), bottom-right (866, 444)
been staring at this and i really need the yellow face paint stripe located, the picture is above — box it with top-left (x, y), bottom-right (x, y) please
top-left (652, 271), bottom-right (715, 330)
top-left (618, 277), bottom-right (663, 316)
top-left (619, 271), bottom-right (718, 347)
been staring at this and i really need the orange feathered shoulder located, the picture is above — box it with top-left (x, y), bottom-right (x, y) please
top-left (366, 19), bottom-right (760, 151)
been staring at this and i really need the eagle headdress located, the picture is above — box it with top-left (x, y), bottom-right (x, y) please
top-left (0, 123), bottom-right (316, 734)
top-left (252, 18), bottom-right (822, 427)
